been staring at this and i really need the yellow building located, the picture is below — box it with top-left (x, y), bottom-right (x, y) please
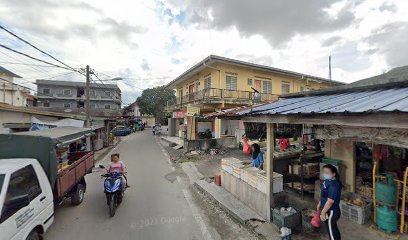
top-left (166, 55), bottom-right (344, 140)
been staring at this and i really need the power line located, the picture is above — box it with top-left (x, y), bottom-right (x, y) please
top-left (0, 51), bottom-right (79, 85)
top-left (0, 44), bottom-right (74, 72)
top-left (90, 77), bottom-right (125, 106)
top-left (0, 25), bottom-right (79, 73)
top-left (0, 77), bottom-right (66, 102)
top-left (0, 61), bottom-right (59, 68)
top-left (35, 71), bottom-right (78, 80)
top-left (0, 76), bottom-right (36, 93)
top-left (91, 70), bottom-right (123, 99)
top-left (0, 49), bottom-right (51, 76)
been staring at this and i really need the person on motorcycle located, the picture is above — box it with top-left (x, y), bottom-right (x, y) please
top-left (106, 153), bottom-right (129, 188)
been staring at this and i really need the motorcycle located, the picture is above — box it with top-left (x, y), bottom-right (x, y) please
top-left (99, 165), bottom-right (125, 217)
top-left (152, 126), bottom-right (162, 135)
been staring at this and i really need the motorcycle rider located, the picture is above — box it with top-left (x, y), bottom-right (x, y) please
top-left (105, 153), bottom-right (129, 188)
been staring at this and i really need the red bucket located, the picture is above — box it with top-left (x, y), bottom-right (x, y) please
top-left (214, 174), bottom-right (221, 186)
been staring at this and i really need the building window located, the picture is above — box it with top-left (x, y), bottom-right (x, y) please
top-left (281, 82), bottom-right (290, 94)
top-left (247, 79), bottom-right (253, 85)
top-left (204, 77), bottom-right (211, 89)
top-left (195, 82), bottom-right (200, 93)
top-left (63, 89), bottom-right (71, 95)
top-left (43, 88), bottom-right (50, 95)
top-left (43, 102), bottom-right (50, 107)
top-left (263, 81), bottom-right (272, 94)
top-left (226, 76), bottom-right (238, 90)
top-left (104, 104), bottom-right (111, 109)
top-left (64, 103), bottom-right (71, 108)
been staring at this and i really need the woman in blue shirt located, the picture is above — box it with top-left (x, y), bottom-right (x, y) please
top-left (250, 143), bottom-right (264, 169)
top-left (317, 164), bottom-right (342, 240)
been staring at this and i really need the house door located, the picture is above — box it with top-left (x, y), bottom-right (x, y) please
top-left (189, 84), bottom-right (195, 101)
top-left (254, 80), bottom-right (261, 100)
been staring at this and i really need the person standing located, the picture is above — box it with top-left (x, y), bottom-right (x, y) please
top-left (317, 164), bottom-right (342, 240)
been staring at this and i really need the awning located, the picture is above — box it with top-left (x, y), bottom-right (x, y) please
top-left (13, 126), bottom-right (93, 146)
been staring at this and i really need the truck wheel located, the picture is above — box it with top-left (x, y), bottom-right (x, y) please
top-left (26, 230), bottom-right (40, 240)
top-left (71, 184), bottom-right (85, 206)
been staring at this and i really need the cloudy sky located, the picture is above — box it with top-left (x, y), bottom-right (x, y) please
top-left (0, 0), bottom-right (407, 104)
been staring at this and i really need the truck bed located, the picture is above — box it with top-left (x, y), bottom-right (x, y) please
top-left (55, 151), bottom-right (94, 198)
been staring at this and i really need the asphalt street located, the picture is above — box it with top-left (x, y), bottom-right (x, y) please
top-left (44, 131), bottom-right (208, 240)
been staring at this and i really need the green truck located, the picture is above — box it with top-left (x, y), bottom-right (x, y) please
top-left (0, 127), bottom-right (95, 240)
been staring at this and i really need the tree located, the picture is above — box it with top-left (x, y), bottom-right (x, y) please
top-left (136, 86), bottom-right (175, 123)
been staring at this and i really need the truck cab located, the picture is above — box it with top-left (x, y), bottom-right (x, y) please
top-left (0, 159), bottom-right (54, 240)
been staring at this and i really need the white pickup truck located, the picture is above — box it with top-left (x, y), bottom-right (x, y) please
top-left (0, 127), bottom-right (95, 240)
top-left (0, 159), bottom-right (54, 240)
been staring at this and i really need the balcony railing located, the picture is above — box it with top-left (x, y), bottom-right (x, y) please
top-left (167, 88), bottom-right (277, 109)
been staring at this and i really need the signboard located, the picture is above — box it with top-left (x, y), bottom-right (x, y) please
top-left (173, 111), bottom-right (186, 118)
top-left (186, 105), bottom-right (200, 117)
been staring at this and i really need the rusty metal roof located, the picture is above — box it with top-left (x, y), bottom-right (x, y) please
top-left (237, 87), bottom-right (408, 116)
top-left (203, 102), bottom-right (271, 118)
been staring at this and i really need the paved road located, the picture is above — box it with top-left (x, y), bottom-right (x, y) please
top-left (45, 131), bottom-right (207, 240)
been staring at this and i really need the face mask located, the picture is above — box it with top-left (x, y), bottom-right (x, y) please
top-left (323, 174), bottom-right (332, 181)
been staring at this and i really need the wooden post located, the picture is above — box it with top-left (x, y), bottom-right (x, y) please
top-left (266, 123), bottom-right (275, 221)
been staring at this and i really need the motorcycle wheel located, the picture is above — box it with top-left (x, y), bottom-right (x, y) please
top-left (118, 192), bottom-right (123, 205)
top-left (109, 194), bottom-right (116, 217)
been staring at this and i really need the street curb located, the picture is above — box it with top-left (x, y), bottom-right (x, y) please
top-left (95, 138), bottom-right (122, 163)
top-left (193, 181), bottom-right (245, 225)
top-left (193, 181), bottom-right (282, 240)
top-left (193, 181), bottom-right (264, 225)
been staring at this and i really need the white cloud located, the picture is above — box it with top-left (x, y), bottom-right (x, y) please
top-left (0, 0), bottom-right (407, 105)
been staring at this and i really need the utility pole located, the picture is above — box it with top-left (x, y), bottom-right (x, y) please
top-left (329, 55), bottom-right (332, 81)
top-left (85, 65), bottom-right (91, 127)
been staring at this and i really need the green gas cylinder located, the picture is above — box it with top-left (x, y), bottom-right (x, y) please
top-left (376, 205), bottom-right (398, 233)
top-left (376, 175), bottom-right (397, 205)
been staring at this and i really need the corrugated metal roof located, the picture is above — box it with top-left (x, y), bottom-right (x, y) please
top-left (204, 102), bottom-right (270, 118)
top-left (13, 126), bottom-right (92, 141)
top-left (238, 87), bottom-right (408, 116)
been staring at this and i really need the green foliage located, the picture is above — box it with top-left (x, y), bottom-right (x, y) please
top-left (136, 86), bottom-right (175, 121)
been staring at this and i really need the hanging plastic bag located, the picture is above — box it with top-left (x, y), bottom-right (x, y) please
top-left (243, 136), bottom-right (250, 155)
top-left (311, 210), bottom-right (320, 228)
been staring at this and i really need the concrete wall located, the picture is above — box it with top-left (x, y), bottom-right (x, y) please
top-left (221, 171), bottom-right (268, 219)
top-left (221, 119), bottom-right (239, 136)
top-left (139, 116), bottom-right (155, 127)
top-left (324, 139), bottom-right (356, 192)
top-left (1, 76), bottom-right (28, 107)
top-left (0, 109), bottom-right (60, 133)
top-left (197, 121), bottom-right (212, 132)
top-left (0, 89), bottom-right (27, 107)
top-left (37, 82), bottom-right (121, 110)
top-left (184, 138), bottom-right (218, 152)
top-left (38, 99), bottom-right (120, 110)
top-left (37, 85), bottom-right (78, 97)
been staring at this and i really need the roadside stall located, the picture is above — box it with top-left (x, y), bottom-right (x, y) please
top-left (215, 82), bottom-right (408, 237)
